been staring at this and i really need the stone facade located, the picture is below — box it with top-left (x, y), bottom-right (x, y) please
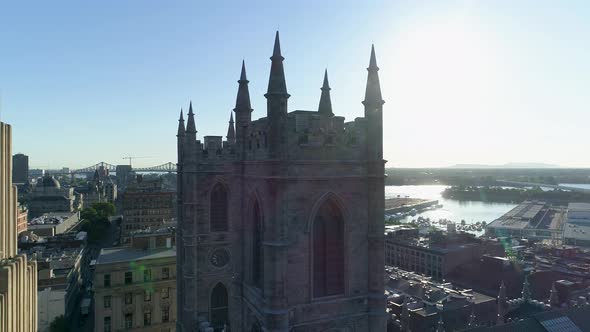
top-left (121, 189), bottom-right (175, 243)
top-left (176, 33), bottom-right (386, 331)
top-left (93, 238), bottom-right (177, 332)
top-left (0, 122), bottom-right (38, 332)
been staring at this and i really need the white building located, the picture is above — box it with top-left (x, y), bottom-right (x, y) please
top-left (563, 203), bottom-right (590, 247)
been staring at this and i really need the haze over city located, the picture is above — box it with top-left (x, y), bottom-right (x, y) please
top-left (1, 0), bottom-right (589, 169)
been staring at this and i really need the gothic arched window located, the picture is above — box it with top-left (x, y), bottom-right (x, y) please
top-left (313, 199), bottom-right (344, 298)
top-left (210, 183), bottom-right (228, 232)
top-left (210, 283), bottom-right (229, 329)
top-left (252, 201), bottom-right (263, 289)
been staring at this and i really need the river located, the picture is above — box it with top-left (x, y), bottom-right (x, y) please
top-left (385, 185), bottom-right (517, 235)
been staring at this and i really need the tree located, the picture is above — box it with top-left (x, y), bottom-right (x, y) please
top-left (49, 315), bottom-right (70, 332)
top-left (92, 202), bottom-right (116, 218)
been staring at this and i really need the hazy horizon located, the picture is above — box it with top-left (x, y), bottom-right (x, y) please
top-left (1, 0), bottom-right (589, 169)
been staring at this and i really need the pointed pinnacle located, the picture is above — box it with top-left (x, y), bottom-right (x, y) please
top-left (229, 112), bottom-right (234, 123)
top-left (369, 44), bottom-right (378, 70)
top-left (240, 60), bottom-right (248, 81)
top-left (235, 61), bottom-right (253, 110)
top-left (188, 101), bottom-right (194, 115)
top-left (272, 31), bottom-right (282, 58)
top-left (177, 108), bottom-right (186, 136)
top-left (186, 101), bottom-right (196, 133)
top-left (322, 69), bottom-right (330, 90)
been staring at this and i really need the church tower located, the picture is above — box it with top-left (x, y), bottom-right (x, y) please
top-left (176, 32), bottom-right (387, 332)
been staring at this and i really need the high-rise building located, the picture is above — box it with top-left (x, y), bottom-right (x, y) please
top-left (121, 177), bottom-right (175, 243)
top-left (176, 33), bottom-right (386, 331)
top-left (0, 122), bottom-right (38, 332)
top-left (12, 153), bottom-right (29, 184)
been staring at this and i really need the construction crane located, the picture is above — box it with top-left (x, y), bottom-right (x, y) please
top-left (122, 156), bottom-right (152, 167)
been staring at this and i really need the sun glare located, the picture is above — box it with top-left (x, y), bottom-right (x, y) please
top-left (382, 14), bottom-right (507, 166)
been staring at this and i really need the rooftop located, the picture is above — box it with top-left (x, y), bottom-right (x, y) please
top-left (96, 247), bottom-right (176, 265)
top-left (487, 201), bottom-right (566, 231)
top-left (385, 266), bottom-right (495, 317)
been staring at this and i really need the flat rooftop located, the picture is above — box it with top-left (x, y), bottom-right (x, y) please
top-left (564, 223), bottom-right (590, 241)
top-left (487, 201), bottom-right (566, 231)
top-left (385, 266), bottom-right (494, 317)
top-left (96, 247), bottom-right (176, 265)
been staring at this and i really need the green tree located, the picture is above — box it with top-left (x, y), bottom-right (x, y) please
top-left (92, 202), bottom-right (116, 218)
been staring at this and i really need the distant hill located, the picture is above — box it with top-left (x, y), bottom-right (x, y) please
top-left (448, 163), bottom-right (561, 169)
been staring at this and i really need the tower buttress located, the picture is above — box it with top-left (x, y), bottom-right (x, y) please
top-left (175, 108), bottom-right (185, 332)
top-left (265, 31), bottom-right (290, 159)
top-left (364, 44), bottom-right (387, 331)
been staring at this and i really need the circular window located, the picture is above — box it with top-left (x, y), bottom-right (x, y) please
top-left (210, 248), bottom-right (230, 268)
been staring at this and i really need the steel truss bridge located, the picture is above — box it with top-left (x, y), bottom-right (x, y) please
top-left (52, 161), bottom-right (177, 174)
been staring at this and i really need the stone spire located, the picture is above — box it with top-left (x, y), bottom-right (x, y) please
top-left (177, 109), bottom-right (185, 137)
top-left (549, 282), bottom-right (559, 307)
top-left (318, 69), bottom-right (333, 116)
top-left (186, 102), bottom-right (196, 134)
top-left (362, 44), bottom-right (384, 108)
top-left (265, 31), bottom-right (290, 159)
top-left (234, 61), bottom-right (252, 151)
top-left (436, 315), bottom-right (445, 332)
top-left (235, 60), bottom-right (252, 111)
top-left (266, 31), bottom-right (289, 97)
top-left (226, 112), bottom-right (235, 144)
top-left (522, 274), bottom-right (531, 302)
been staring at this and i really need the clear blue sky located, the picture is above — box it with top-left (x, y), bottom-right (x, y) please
top-left (1, 0), bottom-right (589, 168)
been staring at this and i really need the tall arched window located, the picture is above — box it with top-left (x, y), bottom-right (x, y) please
top-left (252, 201), bottom-right (263, 289)
top-left (313, 199), bottom-right (344, 297)
top-left (210, 283), bottom-right (229, 329)
top-left (210, 183), bottom-right (228, 232)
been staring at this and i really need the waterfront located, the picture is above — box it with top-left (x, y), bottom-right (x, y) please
top-left (385, 185), bottom-right (517, 235)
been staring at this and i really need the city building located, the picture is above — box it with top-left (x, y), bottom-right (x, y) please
top-left (93, 229), bottom-right (176, 332)
top-left (17, 203), bottom-right (28, 235)
top-left (385, 228), bottom-right (505, 280)
top-left (0, 121), bottom-right (38, 332)
top-left (27, 211), bottom-right (81, 237)
top-left (465, 306), bottom-right (590, 332)
top-left (23, 246), bottom-right (86, 331)
top-left (485, 201), bottom-right (567, 241)
top-left (120, 177), bottom-right (174, 243)
top-left (29, 168), bottom-right (45, 179)
top-left (385, 266), bottom-right (497, 332)
top-left (176, 33), bottom-right (387, 331)
top-left (12, 153), bottom-right (29, 184)
top-left (115, 164), bottom-right (134, 190)
top-left (27, 175), bottom-right (82, 218)
top-left (563, 202), bottom-right (590, 247)
top-left (76, 168), bottom-right (118, 206)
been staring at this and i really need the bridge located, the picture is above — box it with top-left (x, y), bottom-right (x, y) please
top-left (48, 161), bottom-right (177, 174)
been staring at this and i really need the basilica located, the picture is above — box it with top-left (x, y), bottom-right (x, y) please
top-left (176, 32), bottom-right (386, 332)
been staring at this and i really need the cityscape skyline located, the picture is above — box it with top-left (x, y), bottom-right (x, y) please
top-left (1, 0), bottom-right (589, 168)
